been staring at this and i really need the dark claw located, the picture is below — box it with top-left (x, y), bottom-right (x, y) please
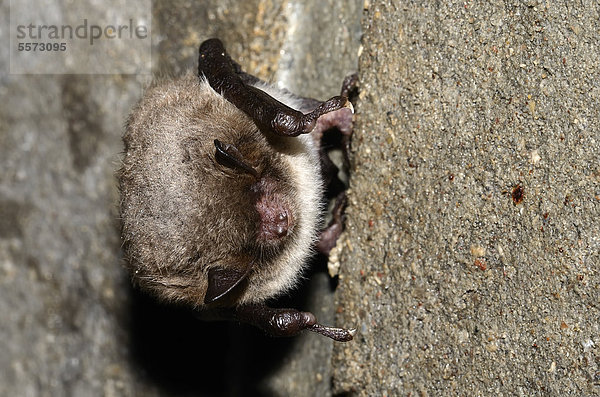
top-left (309, 323), bottom-right (356, 342)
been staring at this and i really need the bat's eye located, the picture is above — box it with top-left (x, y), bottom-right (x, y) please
top-left (214, 139), bottom-right (258, 178)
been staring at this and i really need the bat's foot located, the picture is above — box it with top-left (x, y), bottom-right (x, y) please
top-left (234, 304), bottom-right (355, 342)
top-left (311, 103), bottom-right (354, 142)
top-left (312, 74), bottom-right (357, 161)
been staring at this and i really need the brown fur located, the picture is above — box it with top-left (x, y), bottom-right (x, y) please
top-left (118, 73), bottom-right (323, 308)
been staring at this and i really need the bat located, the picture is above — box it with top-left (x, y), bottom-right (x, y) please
top-left (118, 38), bottom-right (356, 342)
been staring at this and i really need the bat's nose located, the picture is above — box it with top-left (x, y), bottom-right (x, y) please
top-left (273, 212), bottom-right (289, 238)
top-left (255, 196), bottom-right (293, 242)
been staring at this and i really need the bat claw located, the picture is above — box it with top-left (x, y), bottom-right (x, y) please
top-left (309, 323), bottom-right (356, 342)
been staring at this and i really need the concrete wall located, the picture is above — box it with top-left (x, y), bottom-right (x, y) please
top-left (333, 1), bottom-right (600, 395)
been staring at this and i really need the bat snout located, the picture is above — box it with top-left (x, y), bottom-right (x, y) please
top-left (255, 194), bottom-right (294, 242)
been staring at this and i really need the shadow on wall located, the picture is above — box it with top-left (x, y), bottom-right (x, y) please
top-left (126, 259), bottom-right (333, 397)
top-left (128, 286), bottom-right (290, 397)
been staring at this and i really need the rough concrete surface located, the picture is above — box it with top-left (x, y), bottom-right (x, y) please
top-left (0, 0), bottom-right (360, 396)
top-left (333, 0), bottom-right (600, 396)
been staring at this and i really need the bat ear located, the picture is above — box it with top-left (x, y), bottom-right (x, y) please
top-left (204, 265), bottom-right (252, 304)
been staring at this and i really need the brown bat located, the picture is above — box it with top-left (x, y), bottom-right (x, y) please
top-left (118, 38), bottom-right (356, 341)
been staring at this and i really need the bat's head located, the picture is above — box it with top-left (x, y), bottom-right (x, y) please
top-left (118, 74), bottom-right (323, 308)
